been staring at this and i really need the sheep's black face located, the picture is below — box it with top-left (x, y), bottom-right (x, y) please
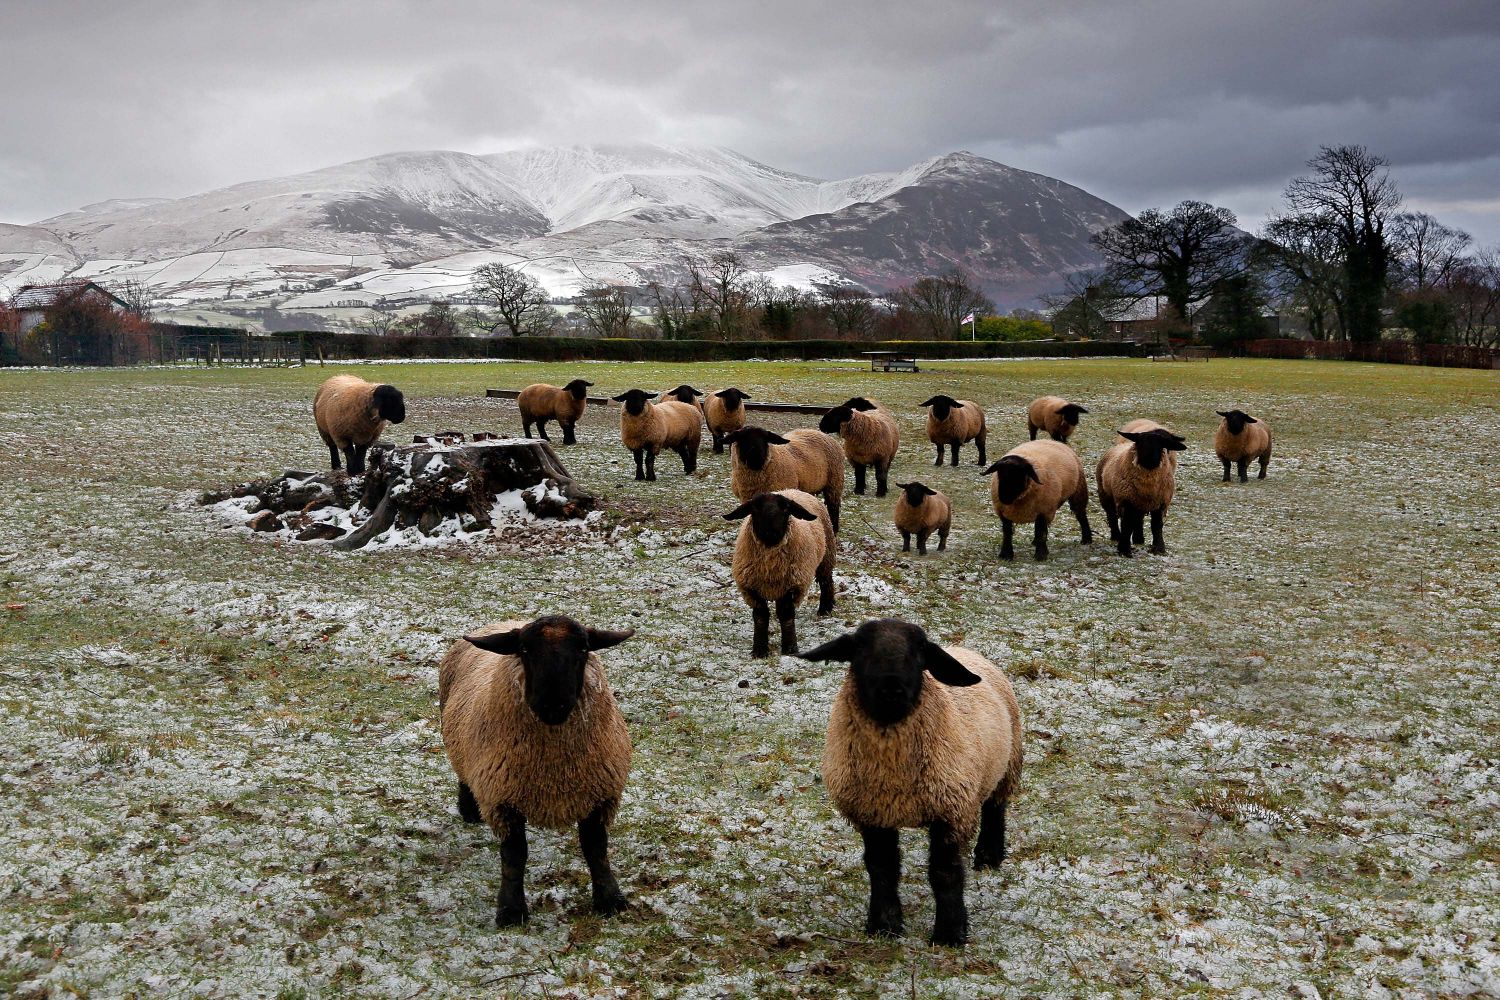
top-left (896, 481), bottom-right (937, 507)
top-left (819, 406), bottom-right (854, 434)
top-left (801, 619), bottom-right (981, 727)
top-left (611, 389), bottom-right (657, 416)
top-left (373, 385), bottom-right (406, 424)
top-left (723, 427), bottom-right (788, 471)
top-left (984, 456), bottom-right (1040, 504)
top-left (665, 384), bottom-right (702, 404)
top-left (564, 379), bottom-right (594, 399)
top-left (463, 616), bottom-right (634, 727)
top-left (715, 387), bottom-right (749, 412)
top-left (918, 395), bottom-right (961, 420)
top-left (843, 397), bottom-right (878, 412)
top-left (1216, 409), bottom-right (1256, 434)
top-left (1120, 429), bottom-right (1187, 470)
top-left (724, 492), bottom-right (818, 547)
top-left (1059, 403), bottom-right (1088, 425)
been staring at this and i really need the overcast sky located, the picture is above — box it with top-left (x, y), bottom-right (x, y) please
top-left (2, 0), bottom-right (1497, 244)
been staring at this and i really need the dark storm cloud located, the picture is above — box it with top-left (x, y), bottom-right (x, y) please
top-left (2, 0), bottom-right (1496, 241)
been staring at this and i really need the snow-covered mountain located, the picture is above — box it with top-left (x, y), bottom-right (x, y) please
top-left (1, 144), bottom-right (1129, 323)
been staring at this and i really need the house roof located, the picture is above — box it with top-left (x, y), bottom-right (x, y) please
top-left (11, 281), bottom-right (131, 311)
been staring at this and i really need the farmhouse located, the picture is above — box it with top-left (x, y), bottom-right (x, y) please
top-left (10, 280), bottom-right (132, 334)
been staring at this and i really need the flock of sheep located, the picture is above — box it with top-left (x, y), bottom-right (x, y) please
top-left (309, 371), bottom-right (1274, 946)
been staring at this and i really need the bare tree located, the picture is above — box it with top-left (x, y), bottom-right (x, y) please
top-left (576, 285), bottom-right (636, 338)
top-left (1040, 271), bottom-right (1132, 341)
top-left (686, 251), bottom-right (752, 340)
top-left (1391, 212), bottom-right (1471, 291)
top-left (1448, 247), bottom-right (1500, 348)
top-left (352, 309), bottom-right (400, 337)
top-left (816, 283), bottom-right (878, 340)
top-left (1091, 200), bottom-right (1251, 326)
top-left (106, 278), bottom-right (157, 322)
top-left (1261, 213), bottom-right (1349, 341)
top-left (643, 279), bottom-right (697, 339)
top-left (1282, 145), bottom-right (1402, 342)
top-left (469, 262), bottom-right (552, 336)
top-left (892, 270), bottom-right (994, 340)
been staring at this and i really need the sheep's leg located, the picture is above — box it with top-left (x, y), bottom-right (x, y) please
top-left (322, 433), bottom-right (340, 470)
top-left (631, 448), bottom-right (645, 481)
top-left (1131, 513), bottom-right (1145, 545)
top-left (852, 463), bottom-right (867, 495)
top-left (1100, 493), bottom-right (1119, 542)
top-left (1258, 449), bottom-right (1270, 479)
top-left (579, 804), bottom-right (628, 916)
top-left (874, 461), bottom-right (889, 498)
top-left (561, 421), bottom-right (577, 446)
top-left (1116, 504), bottom-right (1135, 557)
top-left (495, 810), bottom-right (529, 927)
top-left (975, 434), bottom-right (986, 466)
top-left (933, 443), bottom-right (944, 467)
top-left (927, 823), bottom-right (968, 947)
top-left (901, 529), bottom-right (911, 552)
top-left (354, 444), bottom-right (369, 475)
top-left (949, 442), bottom-right (960, 467)
top-left (1221, 458), bottom-right (1232, 482)
top-left (522, 418), bottom-right (533, 438)
top-left (776, 592), bottom-right (800, 655)
top-left (1070, 488), bottom-right (1093, 544)
top-left (750, 596), bottom-right (771, 659)
top-left (816, 566), bottom-right (835, 616)
top-left (1237, 458), bottom-right (1249, 483)
top-left (974, 796), bottom-right (1007, 870)
top-left (1028, 422), bottom-right (1038, 441)
top-left (937, 524), bottom-right (949, 551)
top-left (859, 825), bottom-right (903, 938)
top-left (711, 431), bottom-right (724, 454)
top-left (827, 499), bottom-right (840, 534)
top-left (916, 530), bottom-right (929, 556)
top-left (1033, 516), bottom-right (1050, 561)
top-left (999, 518), bottom-right (1015, 561)
top-left (343, 445), bottom-right (362, 475)
top-left (1149, 509), bottom-right (1167, 555)
top-left (457, 782), bottom-right (481, 824)
top-left (683, 443), bottom-right (698, 474)
top-left (645, 448), bottom-right (658, 482)
top-left (535, 418), bottom-right (550, 441)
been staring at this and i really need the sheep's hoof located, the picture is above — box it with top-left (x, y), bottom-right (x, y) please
top-left (998, 549), bottom-right (1014, 561)
top-left (930, 923), bottom-right (968, 947)
top-left (495, 902), bottom-right (529, 928)
top-left (1150, 544), bottom-right (1167, 555)
top-left (593, 889), bottom-right (629, 917)
top-left (866, 919), bottom-right (903, 939)
top-left (973, 850), bottom-right (1004, 871)
top-left (1033, 550), bottom-right (1049, 562)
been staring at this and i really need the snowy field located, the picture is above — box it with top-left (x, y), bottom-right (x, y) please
top-left (1, 358), bottom-right (1497, 998)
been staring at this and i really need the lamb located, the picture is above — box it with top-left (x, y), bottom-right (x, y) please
top-left (804, 618), bottom-right (1023, 947)
top-left (705, 387), bottom-right (752, 453)
top-left (313, 374), bottom-right (406, 475)
top-left (1096, 423), bottom-right (1187, 556)
top-left (1026, 396), bottom-right (1088, 444)
top-left (725, 426), bottom-right (845, 532)
top-left (725, 490), bottom-right (836, 657)
top-left (819, 396), bottom-right (901, 497)
top-left (1214, 409), bottom-right (1272, 482)
top-left (438, 615), bottom-right (636, 926)
top-left (611, 389), bottom-right (703, 481)
top-left (984, 440), bottom-right (1092, 561)
top-left (517, 379), bottom-right (594, 445)
top-left (919, 395), bottom-right (987, 467)
top-left (893, 482), bottom-right (952, 555)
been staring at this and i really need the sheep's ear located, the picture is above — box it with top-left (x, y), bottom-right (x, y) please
top-left (1024, 463), bottom-right (1041, 483)
top-left (723, 501), bottom-right (755, 521)
top-left (923, 644), bottom-right (982, 687)
top-left (818, 407), bottom-right (851, 433)
top-left (722, 429), bottom-right (742, 444)
top-left (764, 431), bottom-right (790, 445)
top-left (798, 633), bottom-right (856, 663)
top-left (785, 498), bottom-right (818, 521)
top-left (1166, 436), bottom-right (1188, 451)
top-left (587, 627), bottom-right (635, 651)
top-left (465, 630), bottom-right (522, 655)
top-left (1243, 415), bottom-right (1258, 423)
top-left (740, 391), bottom-right (752, 399)
top-left (1073, 405), bottom-right (1087, 414)
top-left (581, 380), bottom-right (594, 387)
top-left (1215, 410), bottom-right (1231, 418)
top-left (949, 400), bottom-right (965, 408)
top-left (610, 393), bottom-right (630, 402)
top-left (917, 396), bottom-right (939, 408)
top-left (981, 461), bottom-right (1002, 475)
top-left (895, 481), bottom-right (913, 490)
top-left (1119, 430), bottom-right (1143, 442)
top-left (920, 484), bottom-right (938, 496)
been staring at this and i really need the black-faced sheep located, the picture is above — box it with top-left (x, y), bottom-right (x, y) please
top-left (705, 388), bottom-right (752, 453)
top-left (725, 426), bottom-right (845, 532)
top-left (893, 482), bottom-right (952, 555)
top-left (611, 389), bottom-right (703, 481)
top-left (439, 616), bottom-right (635, 926)
top-left (313, 374), bottom-right (406, 475)
top-left (725, 490), bottom-right (836, 657)
top-left (919, 395), bottom-right (987, 467)
top-left (517, 380), bottom-right (594, 445)
top-left (804, 618), bottom-right (1023, 947)
top-left (984, 440), bottom-right (1092, 561)
top-left (1214, 409), bottom-right (1272, 482)
top-left (661, 384), bottom-right (706, 411)
top-left (819, 396), bottom-right (900, 497)
top-left (1026, 396), bottom-right (1088, 444)
top-left (1096, 424), bottom-right (1187, 556)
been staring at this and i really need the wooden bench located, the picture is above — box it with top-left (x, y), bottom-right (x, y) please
top-left (861, 351), bottom-right (919, 372)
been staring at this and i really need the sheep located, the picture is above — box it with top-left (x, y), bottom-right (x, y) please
top-left (893, 482), bottom-right (952, 555)
top-left (1026, 396), bottom-right (1088, 444)
top-left (313, 374), bottom-right (406, 475)
top-left (438, 615), bottom-right (636, 926)
top-left (803, 618), bottom-right (1023, 947)
top-left (660, 384), bottom-right (706, 411)
top-left (1096, 424), bottom-right (1187, 556)
top-left (919, 395), bottom-right (987, 467)
top-left (705, 387), bottom-right (752, 453)
top-left (517, 379), bottom-right (594, 445)
top-left (611, 389), bottom-right (703, 481)
top-left (725, 490), bottom-right (836, 657)
top-left (984, 440), bottom-right (1093, 561)
top-left (725, 426), bottom-right (845, 532)
top-left (1214, 409), bottom-right (1272, 482)
top-left (819, 396), bottom-right (901, 497)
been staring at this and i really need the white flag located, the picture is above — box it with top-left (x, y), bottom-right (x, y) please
top-left (961, 312), bottom-right (975, 325)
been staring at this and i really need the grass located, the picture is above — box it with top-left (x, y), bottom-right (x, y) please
top-left (1, 356), bottom-right (1497, 998)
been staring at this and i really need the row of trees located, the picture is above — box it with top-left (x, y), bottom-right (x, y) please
top-left (1073, 144), bottom-right (1500, 349)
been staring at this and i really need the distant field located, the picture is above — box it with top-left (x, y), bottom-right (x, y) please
top-left (1, 358), bottom-right (1496, 998)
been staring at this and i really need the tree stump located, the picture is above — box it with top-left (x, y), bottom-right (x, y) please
top-left (200, 433), bottom-right (595, 550)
